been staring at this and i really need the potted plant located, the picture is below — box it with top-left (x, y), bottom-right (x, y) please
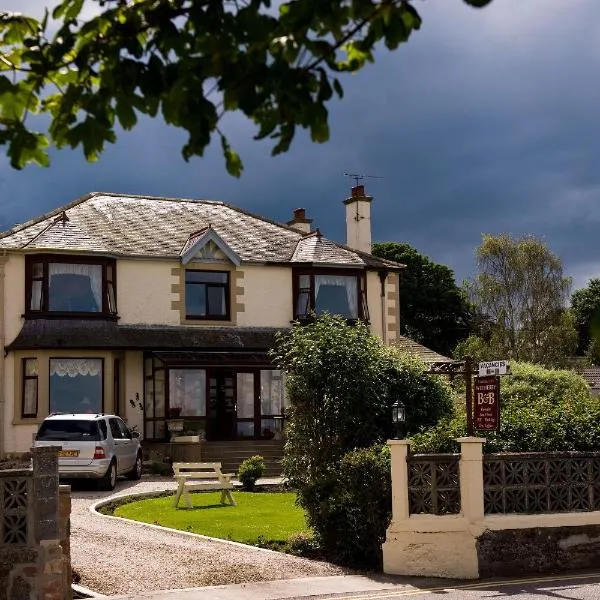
top-left (167, 406), bottom-right (184, 433)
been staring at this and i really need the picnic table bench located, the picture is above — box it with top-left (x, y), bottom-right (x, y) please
top-left (172, 462), bottom-right (236, 508)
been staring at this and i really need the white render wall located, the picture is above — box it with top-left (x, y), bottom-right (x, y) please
top-left (117, 259), bottom-right (180, 325)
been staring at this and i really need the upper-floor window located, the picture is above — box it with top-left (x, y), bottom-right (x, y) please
top-left (294, 269), bottom-right (369, 321)
top-left (25, 255), bottom-right (117, 317)
top-left (185, 270), bottom-right (230, 320)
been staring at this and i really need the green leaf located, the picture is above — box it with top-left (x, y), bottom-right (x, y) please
top-left (7, 127), bottom-right (50, 169)
top-left (332, 78), bottom-right (344, 99)
top-left (220, 134), bottom-right (243, 178)
top-left (66, 116), bottom-right (116, 161)
top-left (115, 99), bottom-right (137, 130)
top-left (463, 0), bottom-right (494, 6)
top-left (52, 0), bottom-right (84, 21)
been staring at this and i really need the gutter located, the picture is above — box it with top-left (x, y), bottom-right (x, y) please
top-left (378, 271), bottom-right (388, 345)
top-left (0, 250), bottom-right (7, 458)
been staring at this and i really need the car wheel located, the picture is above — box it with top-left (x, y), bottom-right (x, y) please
top-left (98, 460), bottom-right (117, 491)
top-left (126, 453), bottom-right (143, 481)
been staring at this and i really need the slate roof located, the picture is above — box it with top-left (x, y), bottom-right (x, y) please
top-left (0, 192), bottom-right (403, 270)
top-left (392, 336), bottom-right (451, 364)
top-left (6, 320), bottom-right (283, 351)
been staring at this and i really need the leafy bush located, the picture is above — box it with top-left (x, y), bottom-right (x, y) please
top-left (411, 362), bottom-right (600, 453)
top-left (302, 445), bottom-right (392, 567)
top-left (285, 532), bottom-right (321, 558)
top-left (271, 315), bottom-right (452, 567)
top-left (238, 455), bottom-right (265, 491)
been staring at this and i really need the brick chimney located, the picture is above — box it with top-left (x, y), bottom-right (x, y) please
top-left (344, 185), bottom-right (373, 253)
top-left (287, 208), bottom-right (313, 234)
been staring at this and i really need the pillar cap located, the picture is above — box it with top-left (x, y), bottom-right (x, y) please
top-left (455, 436), bottom-right (486, 443)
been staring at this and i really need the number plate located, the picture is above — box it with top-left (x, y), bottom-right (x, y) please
top-left (58, 450), bottom-right (79, 457)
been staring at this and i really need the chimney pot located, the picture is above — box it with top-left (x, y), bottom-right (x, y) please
top-left (287, 207), bottom-right (312, 234)
top-left (352, 185), bottom-right (365, 198)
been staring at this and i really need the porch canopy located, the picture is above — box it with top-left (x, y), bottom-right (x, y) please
top-left (5, 319), bottom-right (286, 358)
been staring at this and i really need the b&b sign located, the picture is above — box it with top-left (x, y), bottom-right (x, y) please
top-left (478, 360), bottom-right (510, 377)
top-left (474, 375), bottom-right (500, 431)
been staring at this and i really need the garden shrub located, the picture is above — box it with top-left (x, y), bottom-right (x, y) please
top-left (285, 531), bottom-right (321, 559)
top-left (272, 316), bottom-right (453, 567)
top-left (411, 362), bottom-right (600, 453)
top-left (301, 445), bottom-right (392, 567)
top-left (238, 455), bottom-right (265, 490)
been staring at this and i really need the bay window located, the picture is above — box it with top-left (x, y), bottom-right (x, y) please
top-left (25, 255), bottom-right (117, 317)
top-left (293, 269), bottom-right (368, 321)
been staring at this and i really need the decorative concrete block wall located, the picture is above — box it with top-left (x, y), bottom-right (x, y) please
top-left (383, 438), bottom-right (600, 579)
top-left (0, 446), bottom-right (71, 600)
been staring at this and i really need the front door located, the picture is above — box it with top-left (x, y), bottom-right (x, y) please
top-left (207, 370), bottom-right (236, 440)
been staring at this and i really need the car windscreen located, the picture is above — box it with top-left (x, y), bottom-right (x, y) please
top-left (36, 420), bottom-right (101, 442)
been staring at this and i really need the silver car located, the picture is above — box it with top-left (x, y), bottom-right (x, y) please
top-left (34, 413), bottom-right (142, 490)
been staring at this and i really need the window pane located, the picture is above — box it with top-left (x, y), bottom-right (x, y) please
top-left (154, 421), bottom-right (166, 440)
top-left (207, 286), bottom-right (226, 316)
top-left (237, 422), bottom-right (254, 438)
top-left (24, 358), bottom-right (38, 377)
top-left (154, 369), bottom-right (165, 417)
top-left (108, 282), bottom-right (116, 313)
top-left (169, 369), bottom-right (206, 416)
top-left (315, 275), bottom-right (358, 318)
top-left (237, 373), bottom-right (254, 418)
top-left (260, 370), bottom-right (285, 415)
top-left (48, 263), bottom-right (103, 312)
top-left (186, 271), bottom-right (228, 284)
top-left (23, 379), bottom-right (37, 417)
top-left (30, 281), bottom-right (42, 311)
top-left (299, 275), bottom-right (310, 288)
top-left (261, 419), bottom-right (277, 438)
top-left (32, 262), bottom-right (43, 278)
top-left (186, 283), bottom-right (206, 316)
top-left (49, 358), bottom-right (103, 414)
top-left (144, 377), bottom-right (154, 418)
top-left (295, 291), bottom-right (310, 317)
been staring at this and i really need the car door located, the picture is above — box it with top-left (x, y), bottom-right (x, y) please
top-left (109, 417), bottom-right (130, 474)
top-left (115, 417), bottom-right (137, 472)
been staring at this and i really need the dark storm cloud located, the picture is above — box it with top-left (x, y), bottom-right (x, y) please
top-left (0, 0), bottom-right (599, 291)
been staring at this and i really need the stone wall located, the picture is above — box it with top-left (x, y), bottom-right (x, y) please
top-left (0, 446), bottom-right (71, 600)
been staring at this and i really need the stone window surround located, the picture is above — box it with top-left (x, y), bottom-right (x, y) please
top-left (171, 264), bottom-right (245, 326)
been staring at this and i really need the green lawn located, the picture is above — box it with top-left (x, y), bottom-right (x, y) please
top-left (114, 491), bottom-right (308, 544)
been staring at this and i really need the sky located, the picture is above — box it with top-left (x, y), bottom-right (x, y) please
top-left (0, 0), bottom-right (599, 292)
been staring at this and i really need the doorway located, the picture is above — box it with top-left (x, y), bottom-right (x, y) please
top-left (207, 370), bottom-right (236, 440)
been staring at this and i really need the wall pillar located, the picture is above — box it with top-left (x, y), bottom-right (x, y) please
top-left (388, 439), bottom-right (410, 523)
top-left (457, 437), bottom-right (485, 523)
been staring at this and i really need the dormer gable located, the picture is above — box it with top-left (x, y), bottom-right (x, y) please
top-left (180, 226), bottom-right (241, 266)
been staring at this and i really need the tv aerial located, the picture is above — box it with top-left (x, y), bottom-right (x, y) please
top-left (343, 172), bottom-right (385, 187)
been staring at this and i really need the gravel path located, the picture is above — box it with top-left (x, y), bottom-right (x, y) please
top-left (71, 477), bottom-right (344, 596)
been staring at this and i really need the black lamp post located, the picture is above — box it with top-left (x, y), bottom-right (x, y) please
top-left (391, 400), bottom-right (406, 439)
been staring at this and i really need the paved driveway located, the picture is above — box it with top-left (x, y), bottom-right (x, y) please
top-left (70, 477), bottom-right (343, 596)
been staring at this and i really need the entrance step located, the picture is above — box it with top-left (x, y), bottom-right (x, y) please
top-left (143, 440), bottom-right (284, 477)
